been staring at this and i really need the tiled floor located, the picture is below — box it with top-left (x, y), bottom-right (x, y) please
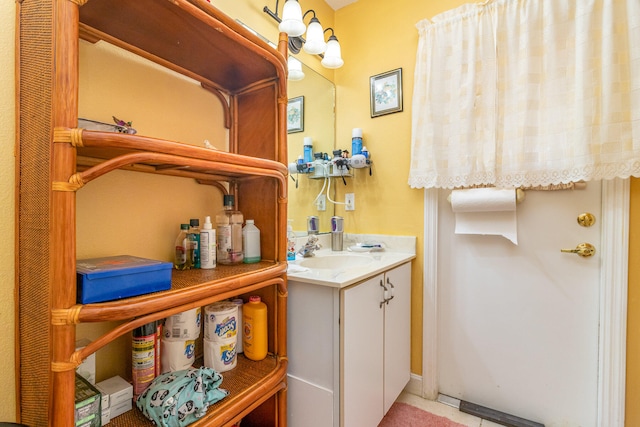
top-left (396, 392), bottom-right (503, 427)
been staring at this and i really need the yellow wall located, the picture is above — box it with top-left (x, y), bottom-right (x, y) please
top-left (1, 1), bottom-right (15, 422)
top-left (76, 39), bottom-right (229, 383)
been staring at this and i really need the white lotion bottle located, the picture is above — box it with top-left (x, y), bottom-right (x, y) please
top-left (200, 216), bottom-right (216, 269)
top-left (242, 219), bottom-right (261, 264)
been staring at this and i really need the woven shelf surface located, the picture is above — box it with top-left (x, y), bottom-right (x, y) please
top-left (108, 354), bottom-right (279, 426)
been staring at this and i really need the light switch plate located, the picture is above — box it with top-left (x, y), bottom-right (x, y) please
top-left (317, 194), bottom-right (326, 211)
top-left (345, 193), bottom-right (355, 211)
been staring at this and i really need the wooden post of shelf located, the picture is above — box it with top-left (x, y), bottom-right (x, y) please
top-left (277, 32), bottom-right (289, 265)
top-left (50, 0), bottom-right (79, 425)
top-left (276, 31), bottom-right (289, 427)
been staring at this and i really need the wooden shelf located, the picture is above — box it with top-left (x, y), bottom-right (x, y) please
top-left (108, 355), bottom-right (286, 427)
top-left (17, 0), bottom-right (288, 425)
top-left (62, 129), bottom-right (288, 184)
top-left (73, 261), bottom-right (287, 323)
top-left (78, 0), bottom-right (285, 94)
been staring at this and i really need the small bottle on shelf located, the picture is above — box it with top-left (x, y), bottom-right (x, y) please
top-left (200, 216), bottom-right (216, 269)
top-left (351, 128), bottom-right (363, 155)
top-left (287, 219), bottom-right (296, 261)
top-left (303, 137), bottom-right (314, 173)
top-left (243, 296), bottom-right (268, 361)
top-left (242, 219), bottom-right (261, 264)
top-left (216, 195), bottom-right (244, 265)
top-left (188, 218), bottom-right (201, 269)
top-left (174, 223), bottom-right (190, 270)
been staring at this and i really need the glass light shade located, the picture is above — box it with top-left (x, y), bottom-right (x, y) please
top-left (303, 18), bottom-right (326, 55)
top-left (279, 0), bottom-right (306, 37)
top-left (288, 57), bottom-right (305, 81)
top-left (321, 37), bottom-right (344, 69)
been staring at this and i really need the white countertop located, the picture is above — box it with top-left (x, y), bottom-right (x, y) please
top-left (286, 234), bottom-right (416, 288)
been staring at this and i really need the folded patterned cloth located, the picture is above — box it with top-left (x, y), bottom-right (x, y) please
top-left (136, 367), bottom-right (229, 427)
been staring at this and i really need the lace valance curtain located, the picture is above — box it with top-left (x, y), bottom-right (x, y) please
top-left (408, 0), bottom-right (640, 189)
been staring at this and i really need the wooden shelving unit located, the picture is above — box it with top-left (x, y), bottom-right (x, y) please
top-left (16, 0), bottom-right (289, 425)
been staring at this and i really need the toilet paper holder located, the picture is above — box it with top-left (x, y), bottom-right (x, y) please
top-left (447, 188), bottom-right (525, 205)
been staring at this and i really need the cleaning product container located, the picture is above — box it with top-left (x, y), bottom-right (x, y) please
top-left (243, 296), bottom-right (268, 361)
top-left (242, 219), bottom-right (261, 263)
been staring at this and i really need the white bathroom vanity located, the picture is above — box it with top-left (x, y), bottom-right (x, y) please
top-left (286, 234), bottom-right (416, 427)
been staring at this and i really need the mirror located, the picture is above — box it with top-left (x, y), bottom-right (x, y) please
top-left (286, 61), bottom-right (336, 234)
top-left (233, 20), bottom-right (336, 234)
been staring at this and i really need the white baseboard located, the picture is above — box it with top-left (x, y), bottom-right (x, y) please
top-left (403, 373), bottom-right (423, 397)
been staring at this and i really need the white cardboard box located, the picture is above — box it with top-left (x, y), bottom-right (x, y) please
top-left (96, 376), bottom-right (133, 408)
top-left (101, 407), bottom-right (111, 426)
top-left (94, 384), bottom-right (110, 410)
top-left (75, 338), bottom-right (96, 384)
top-left (109, 399), bottom-right (133, 419)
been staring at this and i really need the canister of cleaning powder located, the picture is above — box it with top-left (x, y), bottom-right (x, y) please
top-left (243, 296), bottom-right (268, 361)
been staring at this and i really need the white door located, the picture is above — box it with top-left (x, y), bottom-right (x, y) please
top-left (437, 184), bottom-right (602, 426)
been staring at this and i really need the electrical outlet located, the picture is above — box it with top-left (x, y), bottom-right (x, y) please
top-left (317, 194), bottom-right (326, 211)
top-left (345, 193), bottom-right (355, 211)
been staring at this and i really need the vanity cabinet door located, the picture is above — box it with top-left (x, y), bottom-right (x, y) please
top-left (383, 262), bottom-right (412, 413)
top-left (342, 273), bottom-right (385, 427)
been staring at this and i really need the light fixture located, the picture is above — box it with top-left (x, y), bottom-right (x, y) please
top-left (320, 28), bottom-right (343, 69)
top-left (263, 0), bottom-right (344, 68)
top-left (302, 11), bottom-right (326, 55)
top-left (288, 56), bottom-right (305, 81)
top-left (278, 0), bottom-right (305, 37)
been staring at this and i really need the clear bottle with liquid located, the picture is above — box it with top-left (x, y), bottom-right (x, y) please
top-left (188, 218), bottom-right (201, 269)
top-left (216, 195), bottom-right (244, 265)
top-left (174, 223), bottom-right (190, 270)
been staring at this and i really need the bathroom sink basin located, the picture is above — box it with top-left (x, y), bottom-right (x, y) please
top-left (298, 254), bottom-right (373, 270)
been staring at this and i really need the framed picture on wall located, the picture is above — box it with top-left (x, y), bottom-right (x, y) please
top-left (287, 96), bottom-right (304, 133)
top-left (370, 68), bottom-right (403, 118)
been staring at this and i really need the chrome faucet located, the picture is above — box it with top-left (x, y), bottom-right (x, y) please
top-left (298, 234), bottom-right (321, 257)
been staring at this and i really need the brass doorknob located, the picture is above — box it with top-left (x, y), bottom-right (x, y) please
top-left (560, 243), bottom-right (596, 257)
